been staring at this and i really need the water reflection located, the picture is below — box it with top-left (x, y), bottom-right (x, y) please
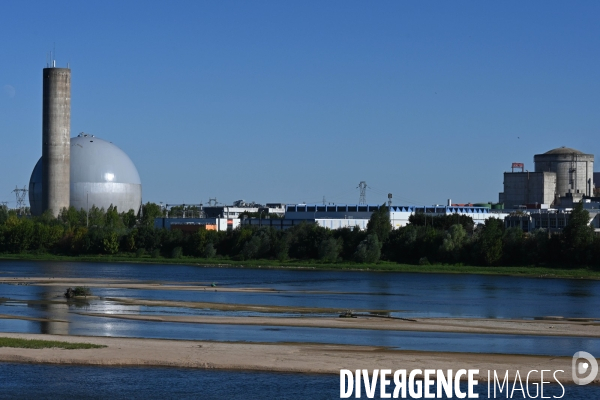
top-left (65, 315), bottom-right (600, 356)
top-left (0, 260), bottom-right (599, 356)
top-left (2, 260), bottom-right (600, 319)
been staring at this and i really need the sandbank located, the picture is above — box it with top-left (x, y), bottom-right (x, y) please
top-left (0, 332), bottom-right (584, 384)
top-left (77, 312), bottom-right (600, 338)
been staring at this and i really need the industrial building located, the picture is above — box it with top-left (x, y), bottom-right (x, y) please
top-left (203, 202), bottom-right (285, 219)
top-left (390, 205), bottom-right (508, 228)
top-left (155, 217), bottom-right (239, 232)
top-left (504, 199), bottom-right (600, 233)
top-left (29, 62), bottom-right (142, 216)
top-left (30, 134), bottom-right (142, 215)
top-left (500, 147), bottom-right (594, 209)
top-left (156, 202), bottom-right (509, 233)
top-left (284, 204), bottom-right (383, 219)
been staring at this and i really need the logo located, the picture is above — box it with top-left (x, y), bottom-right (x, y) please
top-left (572, 351), bottom-right (598, 385)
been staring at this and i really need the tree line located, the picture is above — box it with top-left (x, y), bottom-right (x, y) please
top-left (0, 202), bottom-right (598, 268)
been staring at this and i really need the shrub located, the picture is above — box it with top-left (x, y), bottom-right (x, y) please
top-left (205, 243), bottom-right (216, 258)
top-left (318, 237), bottom-right (341, 262)
top-left (65, 286), bottom-right (92, 298)
top-left (171, 246), bottom-right (183, 258)
top-left (354, 234), bottom-right (381, 263)
top-left (151, 249), bottom-right (161, 258)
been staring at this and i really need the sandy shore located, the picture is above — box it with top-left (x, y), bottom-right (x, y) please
top-left (0, 277), bottom-right (280, 293)
top-left (77, 312), bottom-right (600, 337)
top-left (0, 332), bottom-right (584, 384)
top-left (107, 296), bottom-right (347, 313)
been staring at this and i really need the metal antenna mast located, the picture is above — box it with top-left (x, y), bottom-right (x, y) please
top-left (12, 186), bottom-right (28, 215)
top-left (357, 181), bottom-right (367, 205)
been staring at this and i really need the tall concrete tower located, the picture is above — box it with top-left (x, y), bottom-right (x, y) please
top-left (42, 64), bottom-right (71, 216)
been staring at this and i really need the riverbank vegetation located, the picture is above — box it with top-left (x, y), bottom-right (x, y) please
top-left (0, 337), bottom-right (105, 349)
top-left (0, 202), bottom-right (599, 276)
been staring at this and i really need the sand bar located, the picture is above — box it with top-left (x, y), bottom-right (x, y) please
top-left (0, 277), bottom-right (281, 293)
top-left (77, 313), bottom-right (600, 337)
top-left (0, 276), bottom-right (404, 295)
top-left (107, 297), bottom-right (352, 314)
top-left (0, 332), bottom-right (585, 384)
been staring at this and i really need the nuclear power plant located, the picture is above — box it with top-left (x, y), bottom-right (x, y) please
top-left (14, 58), bottom-right (600, 236)
top-left (29, 61), bottom-right (142, 216)
top-left (499, 147), bottom-right (595, 209)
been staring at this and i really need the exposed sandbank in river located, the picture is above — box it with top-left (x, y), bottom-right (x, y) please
top-left (74, 311), bottom-right (600, 337)
top-left (0, 332), bottom-right (586, 384)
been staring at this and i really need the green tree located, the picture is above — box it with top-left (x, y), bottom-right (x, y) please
top-left (122, 209), bottom-right (137, 229)
top-left (59, 207), bottom-right (85, 228)
top-left (241, 236), bottom-right (261, 260)
top-left (272, 231), bottom-right (291, 261)
top-left (440, 224), bottom-right (467, 262)
top-left (141, 202), bottom-right (163, 227)
top-left (318, 236), bottom-right (342, 262)
top-left (502, 227), bottom-right (526, 265)
top-left (478, 218), bottom-right (504, 266)
top-left (408, 213), bottom-right (474, 232)
top-left (334, 226), bottom-right (366, 261)
top-left (88, 206), bottom-right (105, 227)
top-left (205, 242), bottom-right (217, 258)
top-left (3, 216), bottom-right (35, 253)
top-left (122, 230), bottom-right (137, 252)
top-left (105, 205), bottom-right (123, 229)
top-left (563, 202), bottom-right (594, 265)
top-left (288, 223), bottom-right (329, 260)
top-left (354, 234), bottom-right (381, 263)
top-left (367, 204), bottom-right (391, 243)
top-left (102, 231), bottom-right (119, 254)
top-left (0, 205), bottom-right (9, 225)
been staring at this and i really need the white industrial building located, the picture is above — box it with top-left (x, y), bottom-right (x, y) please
top-left (157, 203), bottom-right (510, 232)
top-left (390, 205), bottom-right (508, 228)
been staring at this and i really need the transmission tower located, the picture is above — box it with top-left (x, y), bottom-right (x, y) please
top-left (357, 181), bottom-right (367, 205)
top-left (12, 186), bottom-right (28, 215)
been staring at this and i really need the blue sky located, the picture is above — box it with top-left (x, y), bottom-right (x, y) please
top-left (1, 1), bottom-right (600, 207)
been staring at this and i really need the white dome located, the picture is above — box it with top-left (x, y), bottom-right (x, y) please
top-left (29, 134), bottom-right (142, 216)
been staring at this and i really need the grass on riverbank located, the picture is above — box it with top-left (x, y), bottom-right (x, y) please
top-left (0, 337), bottom-right (106, 349)
top-left (0, 252), bottom-right (599, 279)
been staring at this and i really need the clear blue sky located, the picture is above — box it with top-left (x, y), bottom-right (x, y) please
top-left (1, 1), bottom-right (600, 207)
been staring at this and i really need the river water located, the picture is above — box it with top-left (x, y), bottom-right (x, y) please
top-left (0, 261), bottom-right (599, 356)
top-left (0, 363), bottom-right (594, 399)
top-left (1, 260), bottom-right (599, 319)
top-left (1, 260), bottom-right (599, 398)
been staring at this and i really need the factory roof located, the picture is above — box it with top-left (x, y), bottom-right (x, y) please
top-left (542, 147), bottom-right (585, 155)
top-left (390, 206), bottom-right (491, 214)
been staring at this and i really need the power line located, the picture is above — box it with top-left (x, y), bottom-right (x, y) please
top-left (12, 186), bottom-right (28, 215)
top-left (357, 181), bottom-right (367, 204)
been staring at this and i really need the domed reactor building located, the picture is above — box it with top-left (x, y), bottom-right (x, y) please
top-left (500, 146), bottom-right (594, 209)
top-left (30, 63), bottom-right (142, 216)
top-left (30, 134), bottom-right (142, 215)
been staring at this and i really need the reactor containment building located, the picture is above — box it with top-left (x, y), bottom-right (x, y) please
top-left (499, 146), bottom-right (594, 209)
top-left (30, 62), bottom-right (142, 216)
